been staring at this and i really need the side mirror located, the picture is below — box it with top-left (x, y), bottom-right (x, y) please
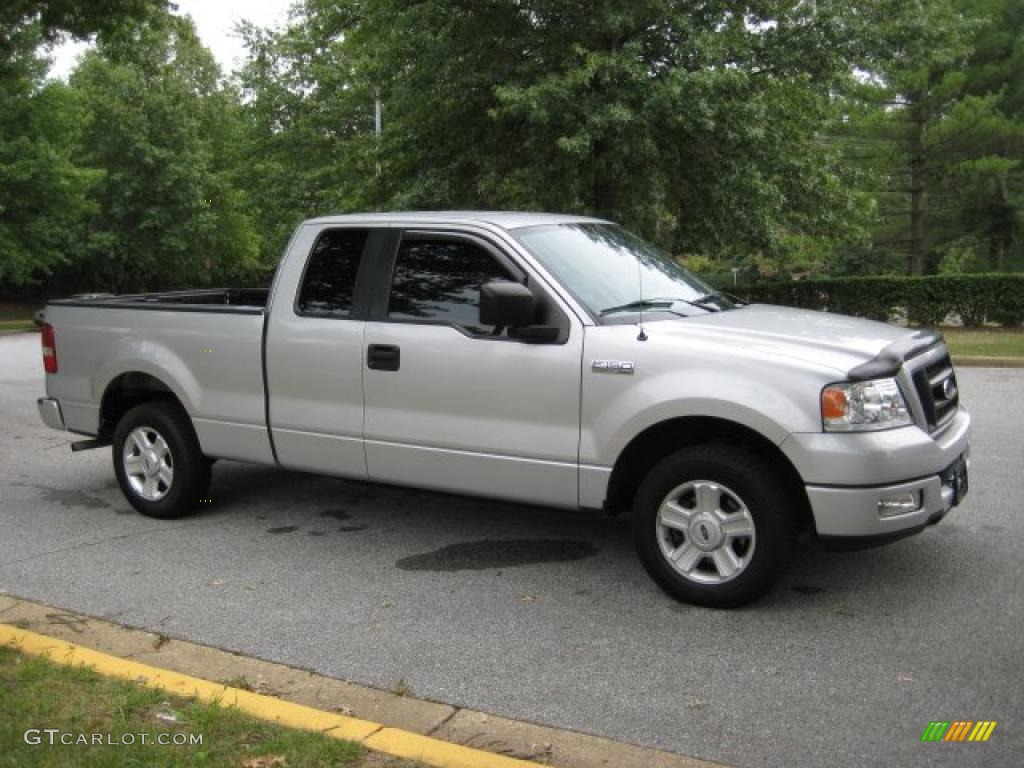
top-left (480, 281), bottom-right (536, 328)
top-left (509, 324), bottom-right (560, 343)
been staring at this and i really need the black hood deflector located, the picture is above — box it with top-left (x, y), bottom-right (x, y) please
top-left (847, 329), bottom-right (942, 381)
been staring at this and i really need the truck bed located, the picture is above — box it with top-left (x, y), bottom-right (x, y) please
top-left (50, 288), bottom-right (270, 314)
top-left (43, 290), bottom-right (274, 465)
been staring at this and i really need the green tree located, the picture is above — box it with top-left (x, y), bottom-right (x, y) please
top-left (68, 14), bottom-right (260, 291)
top-left (0, 0), bottom-right (165, 285)
top-left (239, 0), bottom-right (874, 265)
top-left (1, 1), bottom-right (164, 47)
top-left (950, 0), bottom-right (1024, 272)
top-left (235, 11), bottom-right (373, 266)
top-left (837, 0), bottom-right (1022, 275)
top-left (0, 27), bottom-right (98, 283)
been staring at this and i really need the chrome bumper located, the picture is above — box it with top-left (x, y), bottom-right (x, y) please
top-left (37, 397), bottom-right (66, 431)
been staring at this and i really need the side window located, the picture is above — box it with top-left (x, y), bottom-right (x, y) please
top-left (387, 237), bottom-right (518, 333)
top-left (296, 228), bottom-right (370, 317)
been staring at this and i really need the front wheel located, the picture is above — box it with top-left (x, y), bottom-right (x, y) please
top-left (113, 401), bottom-right (210, 519)
top-left (633, 444), bottom-right (797, 608)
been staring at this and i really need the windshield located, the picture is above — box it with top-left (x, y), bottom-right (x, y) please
top-left (513, 223), bottom-right (730, 318)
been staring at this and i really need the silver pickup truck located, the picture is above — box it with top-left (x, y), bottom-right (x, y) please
top-left (37, 212), bottom-right (971, 607)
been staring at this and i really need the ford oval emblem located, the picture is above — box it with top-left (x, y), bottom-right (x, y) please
top-left (942, 377), bottom-right (957, 400)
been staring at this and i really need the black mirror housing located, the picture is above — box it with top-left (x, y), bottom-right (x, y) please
top-left (509, 325), bottom-right (560, 343)
top-left (480, 281), bottom-right (536, 328)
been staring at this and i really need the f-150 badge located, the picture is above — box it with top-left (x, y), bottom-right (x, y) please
top-left (592, 360), bottom-right (635, 374)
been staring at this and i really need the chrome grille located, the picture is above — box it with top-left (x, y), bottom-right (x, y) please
top-left (911, 353), bottom-right (959, 432)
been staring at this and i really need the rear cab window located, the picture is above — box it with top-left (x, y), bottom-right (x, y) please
top-left (296, 228), bottom-right (371, 317)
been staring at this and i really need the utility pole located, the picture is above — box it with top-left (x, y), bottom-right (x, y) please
top-left (374, 90), bottom-right (382, 178)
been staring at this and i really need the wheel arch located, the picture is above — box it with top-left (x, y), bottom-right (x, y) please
top-left (604, 415), bottom-right (814, 532)
top-left (99, 372), bottom-right (185, 439)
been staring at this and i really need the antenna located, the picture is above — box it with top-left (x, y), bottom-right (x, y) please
top-left (637, 248), bottom-right (647, 341)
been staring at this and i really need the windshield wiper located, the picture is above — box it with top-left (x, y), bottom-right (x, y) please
top-left (599, 297), bottom-right (718, 317)
top-left (692, 291), bottom-right (747, 308)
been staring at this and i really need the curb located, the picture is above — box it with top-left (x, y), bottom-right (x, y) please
top-left (0, 623), bottom-right (539, 768)
top-left (0, 595), bottom-right (724, 768)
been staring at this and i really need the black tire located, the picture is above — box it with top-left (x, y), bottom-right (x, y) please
top-left (633, 444), bottom-right (797, 609)
top-left (112, 401), bottom-right (211, 519)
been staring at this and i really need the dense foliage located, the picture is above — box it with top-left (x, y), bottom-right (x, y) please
top-left (237, 0), bottom-right (871, 265)
top-left (68, 15), bottom-right (259, 291)
top-left (832, 0), bottom-right (1024, 277)
top-left (0, 1), bottom-right (1021, 298)
top-left (738, 274), bottom-right (1024, 326)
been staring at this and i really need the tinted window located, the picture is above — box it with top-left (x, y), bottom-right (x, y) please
top-left (296, 229), bottom-right (369, 317)
top-left (388, 238), bottom-right (517, 333)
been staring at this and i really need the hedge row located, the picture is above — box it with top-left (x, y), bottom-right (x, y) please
top-left (731, 274), bottom-right (1024, 327)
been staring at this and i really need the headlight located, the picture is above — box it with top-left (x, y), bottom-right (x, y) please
top-left (821, 378), bottom-right (912, 431)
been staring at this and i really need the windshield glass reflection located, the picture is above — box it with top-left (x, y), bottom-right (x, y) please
top-left (513, 223), bottom-right (730, 318)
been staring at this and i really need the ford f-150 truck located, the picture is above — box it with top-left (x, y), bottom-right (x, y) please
top-left (37, 212), bottom-right (971, 607)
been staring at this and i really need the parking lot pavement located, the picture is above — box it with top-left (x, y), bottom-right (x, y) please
top-left (1, 331), bottom-right (1021, 767)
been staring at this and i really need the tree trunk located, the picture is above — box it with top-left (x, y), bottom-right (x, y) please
top-left (989, 173), bottom-right (1012, 271)
top-left (908, 103), bottom-right (927, 276)
top-left (591, 137), bottom-right (616, 217)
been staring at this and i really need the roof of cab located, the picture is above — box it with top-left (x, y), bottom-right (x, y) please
top-left (303, 210), bottom-right (608, 230)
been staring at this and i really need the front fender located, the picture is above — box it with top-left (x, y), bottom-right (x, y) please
top-left (581, 371), bottom-right (809, 468)
top-left (581, 324), bottom-right (834, 469)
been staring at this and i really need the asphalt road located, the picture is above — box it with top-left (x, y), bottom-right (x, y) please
top-left (1, 332), bottom-right (1021, 767)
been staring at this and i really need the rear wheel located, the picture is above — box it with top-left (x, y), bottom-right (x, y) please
top-left (113, 401), bottom-right (210, 519)
top-left (633, 444), bottom-right (796, 608)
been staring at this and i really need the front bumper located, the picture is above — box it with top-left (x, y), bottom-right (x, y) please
top-left (807, 452), bottom-right (968, 548)
top-left (784, 406), bottom-right (971, 543)
top-left (37, 397), bottom-right (66, 431)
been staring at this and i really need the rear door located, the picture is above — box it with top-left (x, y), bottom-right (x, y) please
top-left (362, 228), bottom-right (584, 508)
top-left (265, 226), bottom-right (379, 477)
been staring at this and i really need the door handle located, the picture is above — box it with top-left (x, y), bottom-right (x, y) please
top-left (367, 344), bottom-right (400, 371)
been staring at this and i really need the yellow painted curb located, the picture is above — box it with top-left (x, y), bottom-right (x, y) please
top-left (0, 624), bottom-right (541, 768)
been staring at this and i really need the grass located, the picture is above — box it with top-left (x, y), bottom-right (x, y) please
top-left (390, 678), bottom-right (412, 698)
top-left (0, 303), bottom-right (39, 320)
top-left (0, 645), bottom-right (419, 767)
top-left (939, 327), bottom-right (1024, 358)
top-left (222, 675), bottom-right (255, 692)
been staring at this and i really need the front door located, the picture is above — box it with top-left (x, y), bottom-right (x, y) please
top-left (363, 230), bottom-right (583, 508)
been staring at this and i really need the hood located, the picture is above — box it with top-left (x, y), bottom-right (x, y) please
top-left (646, 304), bottom-right (931, 377)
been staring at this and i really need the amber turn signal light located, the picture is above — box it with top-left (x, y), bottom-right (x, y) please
top-left (821, 387), bottom-right (847, 420)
